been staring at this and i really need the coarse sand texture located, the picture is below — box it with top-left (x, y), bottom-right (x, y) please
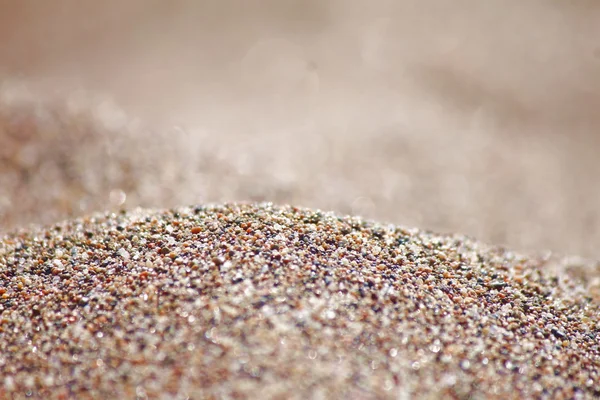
top-left (0, 203), bottom-right (599, 398)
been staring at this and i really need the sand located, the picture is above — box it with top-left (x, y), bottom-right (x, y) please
top-left (0, 203), bottom-right (599, 398)
top-left (1, 2), bottom-right (600, 398)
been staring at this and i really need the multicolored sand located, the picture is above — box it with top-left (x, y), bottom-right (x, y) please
top-left (1, 203), bottom-right (598, 398)
top-left (2, 3), bottom-right (600, 398)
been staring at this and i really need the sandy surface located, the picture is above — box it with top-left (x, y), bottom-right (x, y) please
top-left (0, 2), bottom-right (600, 397)
top-left (1, 204), bottom-right (599, 398)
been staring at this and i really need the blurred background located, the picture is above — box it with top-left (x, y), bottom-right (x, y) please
top-left (0, 1), bottom-right (599, 259)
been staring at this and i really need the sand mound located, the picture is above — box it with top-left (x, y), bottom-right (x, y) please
top-left (1, 203), bottom-right (598, 398)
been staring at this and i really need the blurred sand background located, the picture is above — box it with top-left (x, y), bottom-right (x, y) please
top-left (0, 1), bottom-right (599, 259)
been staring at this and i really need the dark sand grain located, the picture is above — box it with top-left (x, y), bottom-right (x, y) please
top-left (1, 203), bottom-right (598, 398)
